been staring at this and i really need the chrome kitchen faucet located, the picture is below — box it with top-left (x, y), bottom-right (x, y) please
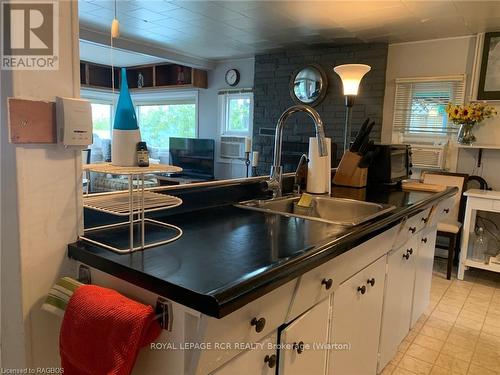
top-left (265, 105), bottom-right (328, 197)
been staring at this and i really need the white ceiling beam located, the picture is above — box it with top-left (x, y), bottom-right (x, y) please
top-left (79, 26), bottom-right (215, 70)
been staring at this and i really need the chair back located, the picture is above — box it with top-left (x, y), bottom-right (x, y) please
top-left (422, 171), bottom-right (468, 222)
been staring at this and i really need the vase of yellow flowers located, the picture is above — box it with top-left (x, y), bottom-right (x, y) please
top-left (446, 103), bottom-right (497, 145)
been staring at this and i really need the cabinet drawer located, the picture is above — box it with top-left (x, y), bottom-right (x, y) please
top-left (211, 332), bottom-right (277, 375)
top-left (394, 208), bottom-right (431, 249)
top-left (287, 260), bottom-right (335, 322)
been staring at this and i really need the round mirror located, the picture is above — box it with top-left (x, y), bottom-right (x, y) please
top-left (290, 64), bottom-right (328, 106)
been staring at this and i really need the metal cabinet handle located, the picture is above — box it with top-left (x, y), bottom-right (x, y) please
top-left (403, 253), bottom-right (410, 260)
top-left (443, 208), bottom-right (450, 213)
top-left (407, 248), bottom-right (413, 255)
top-left (357, 285), bottom-right (366, 294)
top-left (250, 317), bottom-right (266, 333)
top-left (421, 237), bottom-right (428, 243)
top-left (409, 226), bottom-right (416, 233)
top-left (367, 278), bottom-right (375, 287)
top-left (293, 341), bottom-right (305, 354)
top-left (264, 354), bottom-right (276, 368)
top-left (321, 278), bottom-right (333, 290)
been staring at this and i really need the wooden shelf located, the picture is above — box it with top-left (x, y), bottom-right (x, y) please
top-left (80, 61), bottom-right (207, 91)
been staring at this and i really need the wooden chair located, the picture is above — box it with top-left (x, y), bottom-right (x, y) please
top-left (422, 171), bottom-right (468, 280)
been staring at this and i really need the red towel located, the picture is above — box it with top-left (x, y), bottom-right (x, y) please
top-left (60, 285), bottom-right (162, 375)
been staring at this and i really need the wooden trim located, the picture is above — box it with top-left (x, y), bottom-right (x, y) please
top-left (477, 31), bottom-right (500, 100)
top-left (192, 69), bottom-right (207, 89)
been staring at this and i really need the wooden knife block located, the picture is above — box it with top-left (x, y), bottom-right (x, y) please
top-left (333, 151), bottom-right (368, 188)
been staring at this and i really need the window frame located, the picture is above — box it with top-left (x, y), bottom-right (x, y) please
top-left (219, 91), bottom-right (254, 137)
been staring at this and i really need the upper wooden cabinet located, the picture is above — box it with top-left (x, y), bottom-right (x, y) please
top-left (80, 61), bottom-right (208, 90)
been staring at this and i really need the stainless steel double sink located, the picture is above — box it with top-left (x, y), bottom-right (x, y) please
top-left (235, 195), bottom-right (396, 227)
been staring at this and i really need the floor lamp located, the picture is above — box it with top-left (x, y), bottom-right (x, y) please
top-left (333, 64), bottom-right (371, 153)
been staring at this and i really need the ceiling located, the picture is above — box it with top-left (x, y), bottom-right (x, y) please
top-left (79, 0), bottom-right (500, 62)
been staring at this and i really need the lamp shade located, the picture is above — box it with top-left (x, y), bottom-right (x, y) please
top-left (333, 64), bottom-right (371, 96)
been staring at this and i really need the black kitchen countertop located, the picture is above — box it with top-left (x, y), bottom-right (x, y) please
top-left (68, 183), bottom-right (456, 318)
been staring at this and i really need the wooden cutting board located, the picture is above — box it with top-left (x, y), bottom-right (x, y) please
top-left (402, 181), bottom-right (446, 192)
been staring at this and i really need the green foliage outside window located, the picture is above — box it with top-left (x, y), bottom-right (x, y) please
top-left (138, 104), bottom-right (196, 148)
top-left (228, 98), bottom-right (250, 132)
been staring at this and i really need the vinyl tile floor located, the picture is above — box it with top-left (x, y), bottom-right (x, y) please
top-left (381, 257), bottom-right (500, 375)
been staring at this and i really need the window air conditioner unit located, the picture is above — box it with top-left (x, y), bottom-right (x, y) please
top-left (410, 144), bottom-right (447, 169)
top-left (220, 135), bottom-right (248, 159)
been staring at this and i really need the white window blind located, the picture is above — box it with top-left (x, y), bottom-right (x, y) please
top-left (393, 75), bottom-right (465, 135)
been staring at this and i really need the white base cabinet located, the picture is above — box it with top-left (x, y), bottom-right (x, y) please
top-left (329, 255), bottom-right (387, 375)
top-left (76, 203), bottom-right (443, 375)
top-left (411, 228), bottom-right (437, 327)
top-left (279, 298), bottom-right (330, 375)
top-left (378, 235), bottom-right (419, 371)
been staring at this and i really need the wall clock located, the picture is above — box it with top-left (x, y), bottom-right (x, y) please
top-left (225, 69), bottom-right (240, 86)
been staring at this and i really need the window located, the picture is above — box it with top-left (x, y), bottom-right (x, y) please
top-left (81, 89), bottom-right (198, 162)
top-left (134, 91), bottom-right (198, 161)
top-left (136, 102), bottom-right (197, 148)
top-left (90, 103), bottom-right (112, 139)
top-left (220, 91), bottom-right (253, 136)
top-left (393, 76), bottom-right (465, 135)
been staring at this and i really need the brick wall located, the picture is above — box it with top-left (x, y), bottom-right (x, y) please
top-left (252, 43), bottom-right (388, 175)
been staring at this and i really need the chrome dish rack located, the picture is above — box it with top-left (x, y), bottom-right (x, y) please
top-left (81, 163), bottom-right (183, 254)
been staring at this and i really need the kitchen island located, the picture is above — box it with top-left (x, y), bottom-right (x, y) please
top-left (68, 178), bottom-right (456, 375)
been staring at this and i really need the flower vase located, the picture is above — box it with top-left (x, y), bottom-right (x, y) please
top-left (457, 122), bottom-right (476, 145)
top-left (112, 67), bottom-right (141, 166)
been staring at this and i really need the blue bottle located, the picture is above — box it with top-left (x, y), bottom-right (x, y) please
top-left (112, 67), bottom-right (142, 166)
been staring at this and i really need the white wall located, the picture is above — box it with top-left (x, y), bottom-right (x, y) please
top-left (382, 36), bottom-right (500, 189)
top-left (1, 0), bottom-right (81, 367)
top-left (198, 57), bottom-right (255, 180)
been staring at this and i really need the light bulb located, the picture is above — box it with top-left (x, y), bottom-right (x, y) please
top-left (111, 18), bottom-right (120, 39)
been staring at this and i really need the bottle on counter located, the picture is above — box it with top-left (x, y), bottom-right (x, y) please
top-left (136, 141), bottom-right (149, 167)
top-left (472, 227), bottom-right (488, 263)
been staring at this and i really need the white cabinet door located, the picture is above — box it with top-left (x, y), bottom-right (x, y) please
top-left (378, 235), bottom-right (419, 371)
top-left (329, 255), bottom-right (387, 375)
top-left (211, 332), bottom-right (277, 375)
top-left (411, 227), bottom-right (437, 327)
top-left (279, 298), bottom-right (330, 375)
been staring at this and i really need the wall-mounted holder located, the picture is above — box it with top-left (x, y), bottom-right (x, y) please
top-left (332, 151), bottom-right (368, 188)
top-left (7, 98), bottom-right (57, 144)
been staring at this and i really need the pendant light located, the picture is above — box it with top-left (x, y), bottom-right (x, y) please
top-left (111, 0), bottom-right (119, 39)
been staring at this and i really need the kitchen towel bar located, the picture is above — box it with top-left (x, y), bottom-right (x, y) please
top-left (42, 272), bottom-right (172, 331)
